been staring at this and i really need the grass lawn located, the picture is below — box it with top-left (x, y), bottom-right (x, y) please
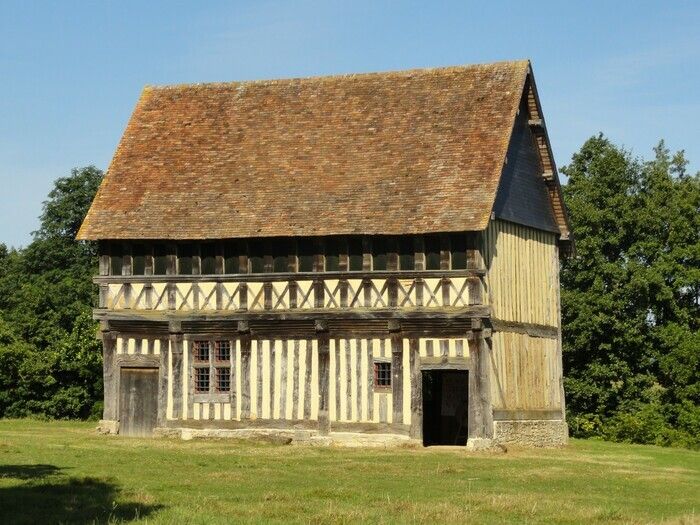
top-left (0, 419), bottom-right (697, 524)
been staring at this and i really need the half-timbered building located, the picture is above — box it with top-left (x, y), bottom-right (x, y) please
top-left (77, 60), bottom-right (572, 447)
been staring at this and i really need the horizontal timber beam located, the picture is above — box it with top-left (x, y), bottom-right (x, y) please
top-left (490, 319), bottom-right (558, 339)
top-left (94, 268), bottom-right (486, 285)
top-left (94, 305), bottom-right (491, 323)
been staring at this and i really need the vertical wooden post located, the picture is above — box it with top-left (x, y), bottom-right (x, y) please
top-left (362, 236), bottom-right (372, 271)
top-left (409, 337), bottom-right (422, 440)
top-left (390, 324), bottom-right (403, 426)
top-left (192, 243), bottom-right (201, 275)
top-left (167, 243), bottom-right (177, 310)
top-left (468, 333), bottom-right (493, 439)
top-left (316, 320), bottom-right (330, 435)
top-left (169, 321), bottom-right (183, 420)
top-left (239, 322), bottom-right (251, 419)
top-left (101, 323), bottom-right (118, 425)
top-left (99, 241), bottom-right (110, 276)
top-left (157, 337), bottom-right (169, 426)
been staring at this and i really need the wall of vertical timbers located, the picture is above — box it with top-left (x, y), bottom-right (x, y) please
top-left (97, 231), bottom-right (500, 445)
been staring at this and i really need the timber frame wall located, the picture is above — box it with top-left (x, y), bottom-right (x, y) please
top-left (97, 222), bottom-right (566, 445)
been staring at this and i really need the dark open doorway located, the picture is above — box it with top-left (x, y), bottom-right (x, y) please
top-left (422, 370), bottom-right (469, 446)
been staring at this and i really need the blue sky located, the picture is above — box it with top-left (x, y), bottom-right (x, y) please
top-left (1, 1), bottom-right (698, 248)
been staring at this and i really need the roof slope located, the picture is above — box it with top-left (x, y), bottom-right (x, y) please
top-left (78, 61), bottom-right (534, 240)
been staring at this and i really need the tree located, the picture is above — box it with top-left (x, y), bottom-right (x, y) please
top-left (0, 166), bottom-right (103, 419)
top-left (560, 136), bottom-right (699, 448)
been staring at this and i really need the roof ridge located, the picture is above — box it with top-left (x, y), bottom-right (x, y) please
top-left (142, 59), bottom-right (530, 92)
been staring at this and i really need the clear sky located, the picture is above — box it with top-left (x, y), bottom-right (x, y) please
top-left (1, 1), bottom-right (698, 248)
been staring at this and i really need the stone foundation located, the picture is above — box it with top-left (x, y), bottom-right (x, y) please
top-left (155, 427), bottom-right (418, 448)
top-left (97, 420), bottom-right (119, 435)
top-left (493, 419), bottom-right (568, 447)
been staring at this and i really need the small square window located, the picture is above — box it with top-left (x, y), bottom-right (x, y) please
top-left (215, 340), bottom-right (231, 362)
top-left (195, 367), bottom-right (210, 393)
top-left (216, 367), bottom-right (231, 392)
top-left (374, 362), bottom-right (391, 388)
top-left (193, 340), bottom-right (210, 362)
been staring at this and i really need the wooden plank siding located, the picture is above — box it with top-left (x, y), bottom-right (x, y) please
top-left (482, 219), bottom-right (558, 327)
top-left (489, 331), bottom-right (562, 412)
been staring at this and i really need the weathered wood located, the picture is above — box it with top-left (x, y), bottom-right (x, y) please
top-left (317, 333), bottom-right (330, 434)
top-left (256, 341), bottom-right (263, 418)
top-left (170, 332), bottom-right (183, 420)
top-left (345, 339), bottom-right (352, 421)
top-left (121, 243), bottom-right (133, 276)
top-left (439, 234), bottom-right (451, 270)
top-left (95, 268), bottom-right (486, 284)
top-left (119, 367), bottom-right (158, 437)
top-left (490, 319), bottom-right (558, 338)
top-left (269, 340), bottom-right (276, 418)
top-left (99, 247), bottom-right (110, 276)
top-left (157, 339), bottom-right (168, 424)
top-left (391, 334), bottom-right (403, 425)
top-left (378, 394), bottom-right (388, 423)
top-left (468, 335), bottom-right (493, 439)
top-left (292, 340), bottom-right (300, 418)
top-left (303, 339), bottom-right (312, 419)
top-left (408, 338), bottom-right (422, 439)
top-left (362, 237), bottom-right (372, 271)
top-left (414, 236), bottom-right (426, 272)
top-left (115, 354), bottom-right (161, 367)
top-left (102, 331), bottom-right (118, 421)
top-left (366, 339), bottom-right (374, 421)
top-left (279, 341), bottom-right (287, 420)
top-left (240, 335), bottom-right (251, 419)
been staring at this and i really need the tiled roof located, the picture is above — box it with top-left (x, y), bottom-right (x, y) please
top-left (78, 60), bottom-right (539, 240)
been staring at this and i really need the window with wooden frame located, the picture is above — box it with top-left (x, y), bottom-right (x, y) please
top-left (373, 361), bottom-right (391, 389)
top-left (193, 340), bottom-right (232, 395)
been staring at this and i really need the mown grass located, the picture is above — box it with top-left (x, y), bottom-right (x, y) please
top-left (0, 419), bottom-right (697, 524)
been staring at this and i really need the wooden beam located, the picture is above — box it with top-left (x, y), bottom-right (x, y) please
top-left (391, 333), bottom-right (403, 426)
top-left (317, 332), bottom-right (330, 435)
top-left (94, 304), bottom-right (492, 322)
top-left (169, 324), bottom-right (184, 420)
top-left (101, 330), bottom-right (117, 421)
top-left (94, 268), bottom-right (487, 284)
top-left (468, 335), bottom-right (493, 439)
top-left (408, 338), bottom-right (422, 440)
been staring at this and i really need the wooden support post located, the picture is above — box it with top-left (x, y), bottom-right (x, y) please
top-left (468, 333), bottom-right (493, 439)
top-left (439, 234), bottom-right (451, 270)
top-left (238, 322), bottom-right (251, 419)
top-left (314, 278), bottom-right (324, 308)
top-left (215, 242), bottom-right (225, 275)
top-left (409, 337), bottom-right (422, 440)
top-left (316, 321), bottom-right (330, 435)
top-left (99, 284), bottom-right (109, 308)
top-left (390, 327), bottom-right (403, 426)
top-left (169, 321), bottom-right (184, 420)
top-left (101, 326), bottom-right (118, 423)
top-left (157, 336), bottom-right (168, 425)
top-left (144, 245), bottom-right (154, 276)
top-left (99, 241), bottom-right (110, 276)
top-left (361, 237), bottom-right (372, 271)
top-left (121, 242), bottom-right (132, 276)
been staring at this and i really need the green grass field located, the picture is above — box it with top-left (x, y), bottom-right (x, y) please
top-left (0, 420), bottom-right (697, 524)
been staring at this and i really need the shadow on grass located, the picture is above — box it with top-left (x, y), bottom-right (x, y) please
top-left (0, 464), bottom-right (163, 524)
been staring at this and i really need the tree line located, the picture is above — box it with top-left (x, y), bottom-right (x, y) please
top-left (0, 138), bottom-right (697, 447)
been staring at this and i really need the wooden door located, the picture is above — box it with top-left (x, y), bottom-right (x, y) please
top-left (119, 367), bottom-right (158, 437)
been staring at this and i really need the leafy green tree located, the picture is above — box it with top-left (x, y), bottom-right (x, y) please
top-left (0, 166), bottom-right (103, 419)
top-left (561, 136), bottom-right (699, 448)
